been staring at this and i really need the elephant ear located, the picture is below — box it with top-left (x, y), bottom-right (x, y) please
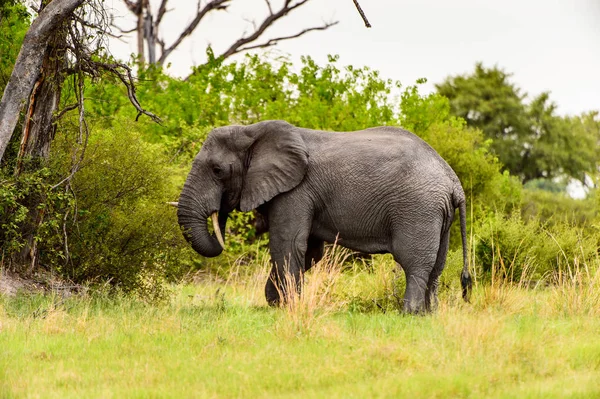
top-left (240, 121), bottom-right (308, 212)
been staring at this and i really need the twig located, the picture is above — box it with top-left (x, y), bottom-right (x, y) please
top-left (155, 0), bottom-right (169, 28)
top-left (52, 103), bottom-right (79, 122)
top-left (351, 0), bottom-right (371, 28)
top-left (216, 0), bottom-right (336, 61)
top-left (157, 0), bottom-right (231, 65)
top-left (235, 22), bottom-right (338, 54)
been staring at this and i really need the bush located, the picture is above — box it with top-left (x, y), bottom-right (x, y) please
top-left (521, 187), bottom-right (598, 228)
top-left (55, 121), bottom-right (195, 297)
top-left (1, 119), bottom-right (196, 298)
top-left (474, 212), bottom-right (599, 282)
top-left (0, 167), bottom-right (71, 272)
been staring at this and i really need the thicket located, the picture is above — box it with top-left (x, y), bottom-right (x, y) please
top-left (1, 45), bottom-right (598, 295)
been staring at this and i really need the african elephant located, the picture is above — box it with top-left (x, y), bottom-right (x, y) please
top-left (177, 120), bottom-right (471, 313)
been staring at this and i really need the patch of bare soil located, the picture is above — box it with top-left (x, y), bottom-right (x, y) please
top-left (0, 269), bottom-right (83, 297)
top-left (0, 270), bottom-right (40, 296)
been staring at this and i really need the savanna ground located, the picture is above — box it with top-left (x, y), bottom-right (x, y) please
top-left (2, 247), bottom-right (599, 399)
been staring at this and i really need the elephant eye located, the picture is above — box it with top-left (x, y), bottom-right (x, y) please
top-left (212, 165), bottom-right (223, 176)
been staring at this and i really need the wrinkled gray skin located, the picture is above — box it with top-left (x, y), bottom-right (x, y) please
top-left (178, 120), bottom-right (471, 313)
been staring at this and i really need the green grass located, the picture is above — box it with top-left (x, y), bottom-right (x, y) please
top-left (1, 253), bottom-right (600, 398)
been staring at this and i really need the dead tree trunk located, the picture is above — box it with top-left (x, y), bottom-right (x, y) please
top-left (12, 24), bottom-right (69, 273)
top-left (0, 0), bottom-right (86, 163)
top-left (0, 0), bottom-right (80, 273)
top-left (15, 31), bottom-right (67, 174)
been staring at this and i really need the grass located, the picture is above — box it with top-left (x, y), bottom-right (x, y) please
top-left (1, 249), bottom-right (600, 398)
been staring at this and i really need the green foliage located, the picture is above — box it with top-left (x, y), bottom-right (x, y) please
top-left (0, 1), bottom-right (29, 93)
top-left (50, 120), bottom-right (194, 296)
top-left (474, 212), bottom-right (599, 281)
top-left (436, 63), bottom-right (599, 186)
top-left (1, 118), bottom-right (195, 297)
top-left (0, 168), bottom-right (71, 267)
top-left (521, 188), bottom-right (598, 227)
top-left (86, 53), bottom-right (398, 149)
top-left (287, 55), bottom-right (397, 130)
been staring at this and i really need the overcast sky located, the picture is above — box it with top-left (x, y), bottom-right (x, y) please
top-left (107, 0), bottom-right (600, 116)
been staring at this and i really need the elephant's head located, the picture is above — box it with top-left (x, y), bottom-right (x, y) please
top-left (177, 120), bottom-right (309, 257)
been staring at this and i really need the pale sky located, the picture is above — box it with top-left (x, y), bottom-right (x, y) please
top-left (106, 0), bottom-right (600, 116)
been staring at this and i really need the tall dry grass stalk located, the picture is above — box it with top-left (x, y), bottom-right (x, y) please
top-left (472, 236), bottom-right (540, 314)
top-left (549, 250), bottom-right (600, 316)
top-left (276, 242), bottom-right (351, 335)
top-left (469, 228), bottom-right (600, 316)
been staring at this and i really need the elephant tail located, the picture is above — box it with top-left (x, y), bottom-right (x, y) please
top-left (457, 196), bottom-right (472, 302)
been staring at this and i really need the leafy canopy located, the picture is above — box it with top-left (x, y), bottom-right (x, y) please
top-left (436, 63), bottom-right (599, 185)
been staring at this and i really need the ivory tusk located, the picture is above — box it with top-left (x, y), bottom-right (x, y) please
top-left (211, 212), bottom-right (225, 249)
top-left (166, 202), bottom-right (179, 207)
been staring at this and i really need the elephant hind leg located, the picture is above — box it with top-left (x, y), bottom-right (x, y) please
top-left (392, 227), bottom-right (442, 314)
top-left (425, 227), bottom-right (451, 312)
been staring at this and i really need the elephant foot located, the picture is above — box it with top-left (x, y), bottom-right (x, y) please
top-left (265, 279), bottom-right (283, 307)
top-left (403, 297), bottom-right (429, 315)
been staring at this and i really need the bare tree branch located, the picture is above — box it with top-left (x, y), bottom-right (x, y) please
top-left (264, 0), bottom-right (273, 15)
top-left (154, 0), bottom-right (168, 28)
top-left (156, 0), bottom-right (231, 65)
top-left (234, 21), bottom-right (338, 54)
top-left (112, 23), bottom-right (137, 34)
top-left (96, 62), bottom-right (162, 123)
top-left (117, 0), bottom-right (340, 69)
top-left (52, 59), bottom-right (90, 190)
top-left (216, 0), bottom-right (333, 61)
top-left (52, 103), bottom-right (80, 122)
top-left (351, 0), bottom-right (371, 28)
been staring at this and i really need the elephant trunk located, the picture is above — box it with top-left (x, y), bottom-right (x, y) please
top-left (177, 182), bottom-right (226, 258)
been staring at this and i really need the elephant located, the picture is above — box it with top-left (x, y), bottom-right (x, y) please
top-left (176, 120), bottom-right (471, 313)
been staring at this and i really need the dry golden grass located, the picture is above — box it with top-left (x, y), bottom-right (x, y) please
top-left (2, 242), bottom-right (599, 398)
top-left (275, 243), bottom-right (351, 336)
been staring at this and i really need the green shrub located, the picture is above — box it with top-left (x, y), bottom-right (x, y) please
top-left (521, 187), bottom-right (598, 227)
top-left (55, 122), bottom-right (195, 297)
top-left (0, 119), bottom-right (197, 298)
top-left (474, 212), bottom-right (599, 282)
top-left (0, 167), bottom-right (71, 271)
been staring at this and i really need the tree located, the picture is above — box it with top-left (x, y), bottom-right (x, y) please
top-left (115, 0), bottom-right (338, 67)
top-left (436, 63), bottom-right (598, 186)
top-left (522, 93), bottom-right (596, 184)
top-left (0, 0), bottom-right (85, 162)
top-left (0, 0), bottom-right (160, 164)
top-left (0, 0), bottom-right (160, 272)
top-left (435, 63), bottom-right (530, 177)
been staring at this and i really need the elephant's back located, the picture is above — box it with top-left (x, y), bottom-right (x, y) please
top-left (302, 127), bottom-right (456, 184)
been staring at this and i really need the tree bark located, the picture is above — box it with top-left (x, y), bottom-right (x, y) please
top-left (136, 1), bottom-right (145, 64)
top-left (144, 7), bottom-right (156, 64)
top-left (15, 31), bottom-right (67, 174)
top-left (0, 0), bottom-right (85, 163)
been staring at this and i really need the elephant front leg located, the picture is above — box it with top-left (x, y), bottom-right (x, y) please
top-left (264, 216), bottom-right (312, 306)
top-left (304, 236), bottom-right (324, 272)
top-left (265, 236), bottom-right (309, 306)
